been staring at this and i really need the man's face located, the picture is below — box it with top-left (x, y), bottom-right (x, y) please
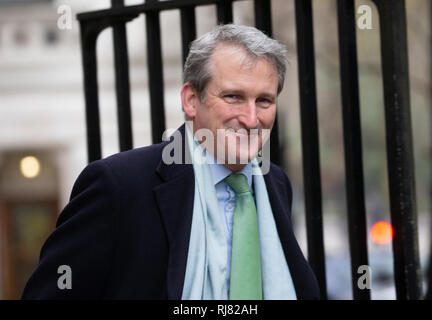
top-left (186, 44), bottom-right (278, 171)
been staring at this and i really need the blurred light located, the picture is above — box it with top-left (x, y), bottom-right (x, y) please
top-left (20, 156), bottom-right (40, 179)
top-left (370, 221), bottom-right (393, 245)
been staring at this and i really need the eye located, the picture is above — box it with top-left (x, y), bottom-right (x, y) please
top-left (223, 94), bottom-right (241, 103)
top-left (256, 97), bottom-right (273, 108)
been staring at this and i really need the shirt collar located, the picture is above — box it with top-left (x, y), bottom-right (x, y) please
top-left (207, 152), bottom-right (253, 188)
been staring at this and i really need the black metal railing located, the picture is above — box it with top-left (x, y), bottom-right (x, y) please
top-left (372, 0), bottom-right (422, 299)
top-left (427, 0), bottom-right (432, 302)
top-left (77, 0), bottom-right (423, 300)
top-left (336, 0), bottom-right (369, 300)
top-left (294, 0), bottom-right (327, 299)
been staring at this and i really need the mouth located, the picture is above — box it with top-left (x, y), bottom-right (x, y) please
top-left (225, 131), bottom-right (249, 139)
top-left (224, 128), bottom-right (259, 138)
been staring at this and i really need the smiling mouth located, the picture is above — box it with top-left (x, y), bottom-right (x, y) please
top-left (224, 128), bottom-right (258, 137)
top-left (225, 131), bottom-right (249, 137)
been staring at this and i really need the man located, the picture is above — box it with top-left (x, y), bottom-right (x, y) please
top-left (22, 24), bottom-right (319, 300)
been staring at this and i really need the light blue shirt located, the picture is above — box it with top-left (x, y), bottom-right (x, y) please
top-left (208, 157), bottom-right (254, 291)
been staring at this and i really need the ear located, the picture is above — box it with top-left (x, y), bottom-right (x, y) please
top-left (181, 82), bottom-right (199, 119)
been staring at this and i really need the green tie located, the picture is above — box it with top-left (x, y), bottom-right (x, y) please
top-left (225, 173), bottom-right (263, 300)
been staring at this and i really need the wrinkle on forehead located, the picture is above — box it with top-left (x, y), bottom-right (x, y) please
top-left (211, 44), bottom-right (277, 83)
top-left (209, 43), bottom-right (271, 74)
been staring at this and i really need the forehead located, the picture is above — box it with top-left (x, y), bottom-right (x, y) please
top-left (207, 43), bottom-right (278, 89)
top-left (209, 43), bottom-right (265, 71)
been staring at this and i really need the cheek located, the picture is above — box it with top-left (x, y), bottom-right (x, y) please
top-left (258, 108), bottom-right (276, 127)
top-left (215, 107), bottom-right (239, 126)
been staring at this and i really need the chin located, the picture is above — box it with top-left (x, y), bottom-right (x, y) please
top-left (226, 146), bottom-right (260, 166)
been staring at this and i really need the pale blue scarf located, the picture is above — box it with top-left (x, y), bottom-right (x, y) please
top-left (181, 125), bottom-right (297, 300)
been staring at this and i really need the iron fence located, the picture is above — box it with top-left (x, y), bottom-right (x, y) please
top-left (77, 0), bottom-right (424, 300)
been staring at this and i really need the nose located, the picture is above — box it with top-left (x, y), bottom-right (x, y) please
top-left (239, 99), bottom-right (259, 129)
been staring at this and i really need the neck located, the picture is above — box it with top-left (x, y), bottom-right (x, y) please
top-left (224, 163), bottom-right (247, 172)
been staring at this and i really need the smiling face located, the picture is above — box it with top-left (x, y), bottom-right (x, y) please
top-left (181, 43), bottom-right (278, 171)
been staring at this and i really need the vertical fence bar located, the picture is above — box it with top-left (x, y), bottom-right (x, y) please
top-left (254, 0), bottom-right (281, 167)
top-left (112, 0), bottom-right (134, 151)
top-left (337, 0), bottom-right (370, 300)
top-left (111, 0), bottom-right (124, 7)
top-left (180, 6), bottom-right (197, 65)
top-left (372, 0), bottom-right (422, 300)
top-left (254, 0), bottom-right (271, 32)
top-left (145, 1), bottom-right (166, 144)
top-left (79, 22), bottom-right (103, 162)
top-left (426, 0), bottom-right (432, 301)
top-left (216, 0), bottom-right (233, 24)
top-left (294, 0), bottom-right (327, 299)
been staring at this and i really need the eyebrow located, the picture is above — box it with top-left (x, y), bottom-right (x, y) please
top-left (219, 89), bottom-right (276, 100)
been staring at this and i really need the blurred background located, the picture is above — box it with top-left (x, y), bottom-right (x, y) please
top-left (0, 0), bottom-right (430, 299)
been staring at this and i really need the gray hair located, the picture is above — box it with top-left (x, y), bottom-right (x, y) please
top-left (183, 24), bottom-right (288, 101)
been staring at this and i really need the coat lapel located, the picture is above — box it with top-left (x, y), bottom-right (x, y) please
top-left (153, 124), bottom-right (195, 299)
top-left (263, 166), bottom-right (293, 246)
